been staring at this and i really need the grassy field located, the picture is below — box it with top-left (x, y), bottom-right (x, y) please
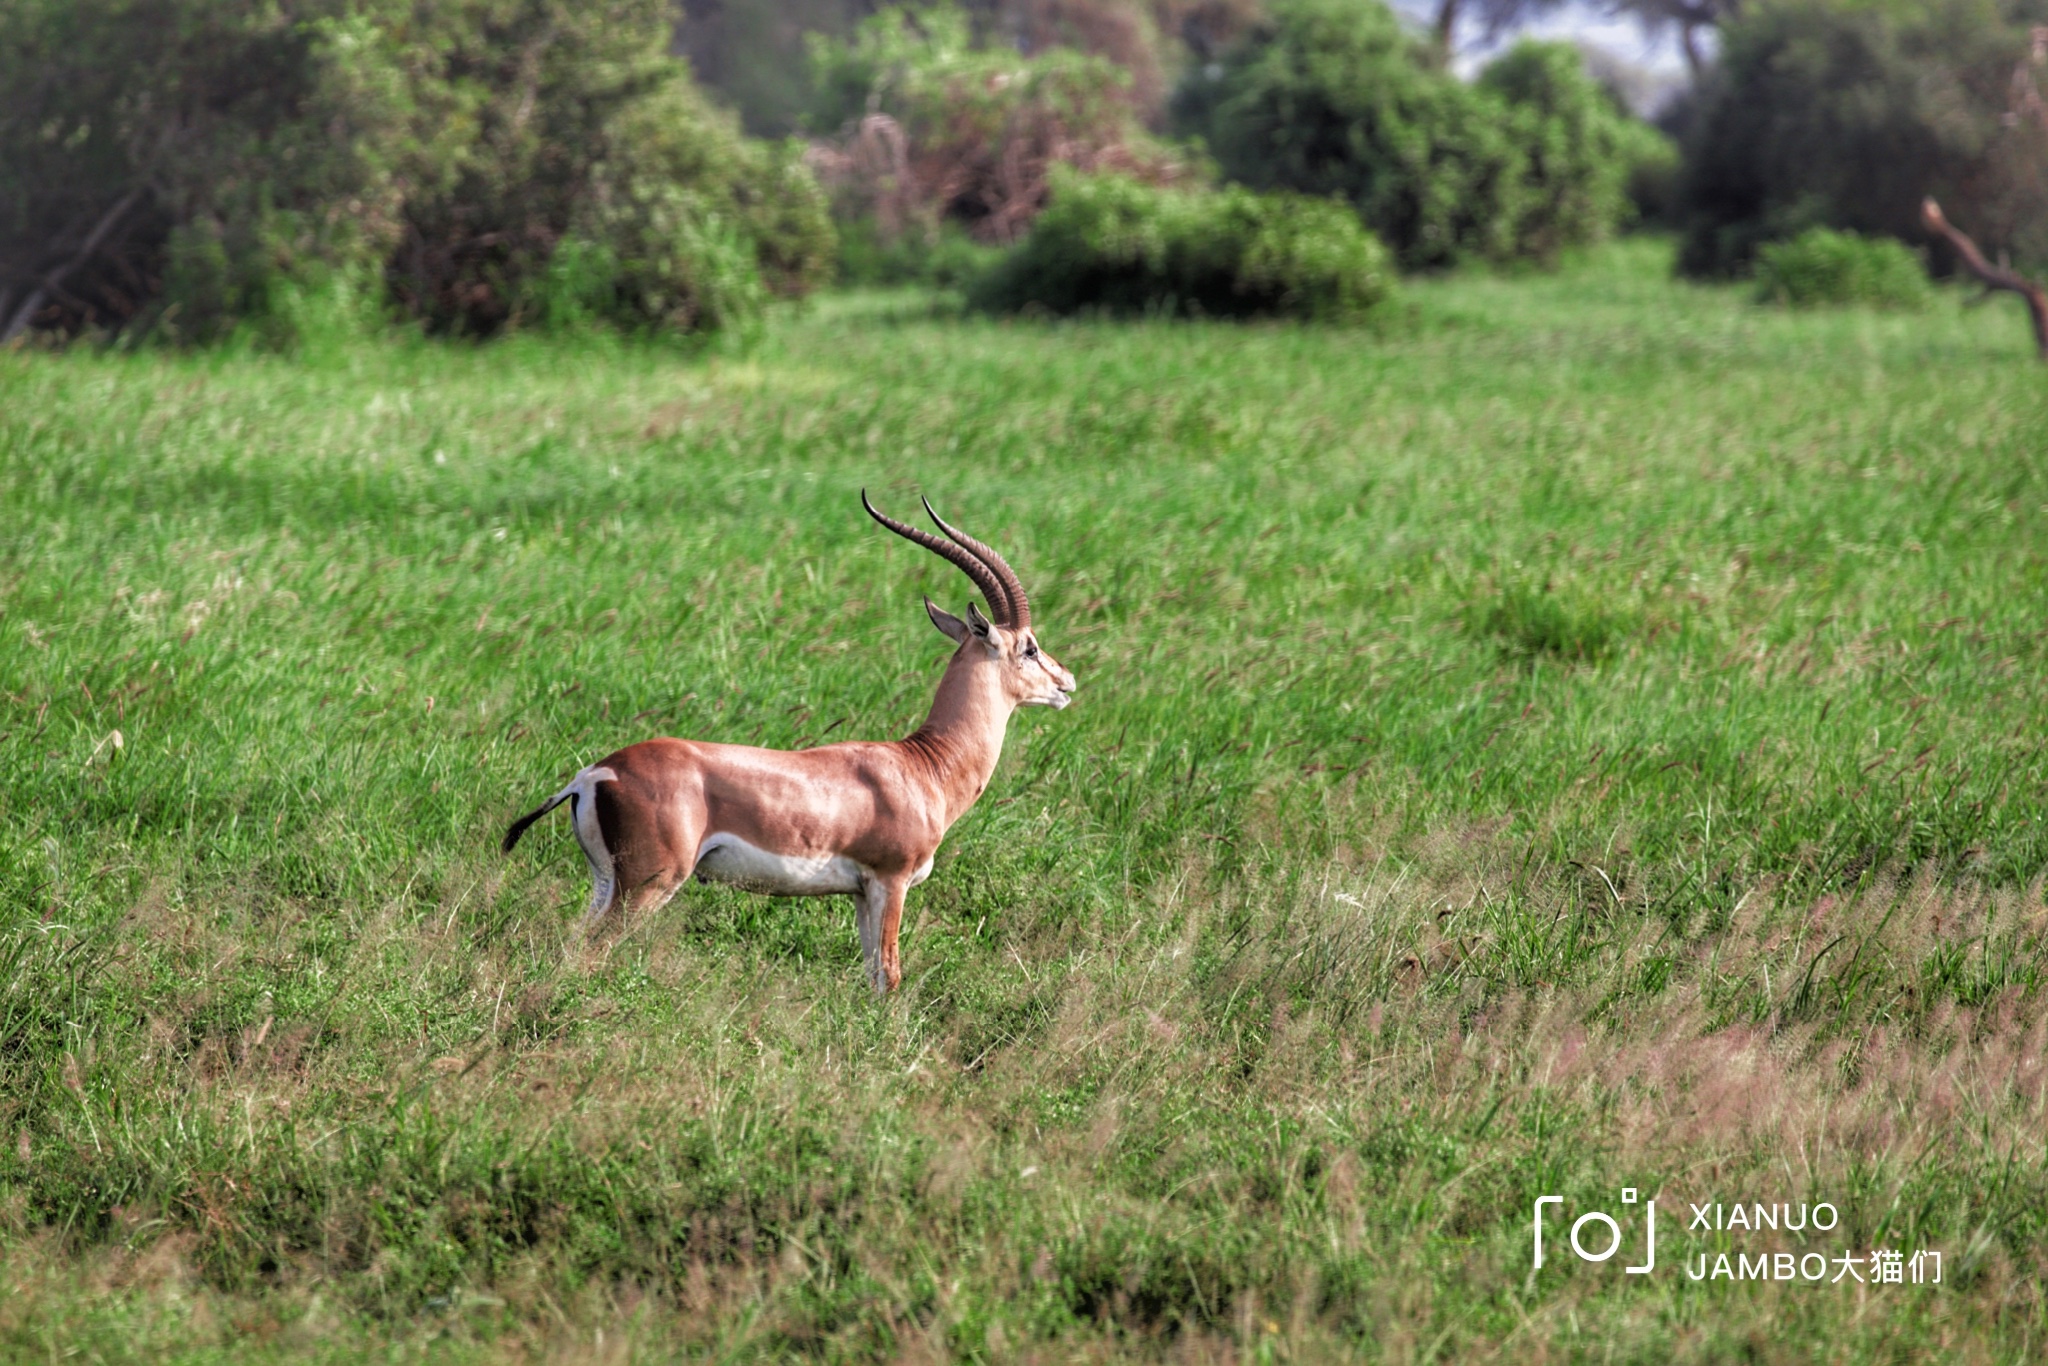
top-left (2, 238), bottom-right (2046, 1361)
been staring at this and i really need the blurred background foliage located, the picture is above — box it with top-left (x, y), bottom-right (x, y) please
top-left (0, 0), bottom-right (833, 346)
top-left (801, 6), bottom-right (1191, 253)
top-left (1750, 225), bottom-right (1936, 309)
top-left (1172, 0), bottom-right (1669, 268)
top-left (1672, 0), bottom-right (2048, 277)
top-left (4, 0), bottom-right (2048, 341)
top-left (966, 166), bottom-right (1395, 316)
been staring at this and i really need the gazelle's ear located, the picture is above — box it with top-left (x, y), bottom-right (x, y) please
top-left (965, 601), bottom-right (995, 641)
top-left (925, 596), bottom-right (970, 644)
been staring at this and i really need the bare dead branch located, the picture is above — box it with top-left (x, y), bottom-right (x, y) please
top-left (2, 186), bottom-right (146, 343)
top-left (1921, 197), bottom-right (2048, 360)
top-left (7, 289), bottom-right (50, 344)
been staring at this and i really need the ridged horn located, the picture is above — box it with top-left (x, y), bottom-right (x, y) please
top-left (921, 496), bottom-right (1028, 629)
top-left (862, 489), bottom-right (1013, 625)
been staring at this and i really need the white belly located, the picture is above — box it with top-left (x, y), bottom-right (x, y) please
top-left (692, 832), bottom-right (863, 897)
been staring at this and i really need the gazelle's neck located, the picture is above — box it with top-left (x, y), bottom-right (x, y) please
top-left (900, 648), bottom-right (1013, 825)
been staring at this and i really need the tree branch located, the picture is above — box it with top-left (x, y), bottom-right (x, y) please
top-left (1433, 0), bottom-right (1461, 57)
top-left (1921, 198), bottom-right (2048, 359)
top-left (1679, 22), bottom-right (1704, 77)
top-left (2, 186), bottom-right (146, 343)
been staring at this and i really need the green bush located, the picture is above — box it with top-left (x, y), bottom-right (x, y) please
top-left (1174, 0), bottom-right (1516, 270)
top-left (835, 219), bottom-right (1005, 288)
top-left (1753, 227), bottom-right (1933, 308)
top-left (0, 0), bottom-right (833, 346)
top-left (386, 0), bottom-right (833, 338)
top-left (1625, 133), bottom-right (1684, 228)
top-left (1174, 2), bottom-right (1666, 269)
top-left (1675, 0), bottom-right (2048, 278)
top-left (547, 81), bottom-right (832, 336)
top-left (1477, 42), bottom-right (1677, 263)
top-left (968, 170), bottom-right (1394, 320)
top-left (0, 0), bottom-right (430, 345)
top-left (803, 5), bottom-right (1185, 249)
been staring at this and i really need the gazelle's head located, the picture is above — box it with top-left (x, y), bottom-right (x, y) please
top-left (863, 490), bottom-right (1076, 710)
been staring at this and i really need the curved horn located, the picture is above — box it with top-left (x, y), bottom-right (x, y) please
top-left (862, 489), bottom-right (1010, 623)
top-left (922, 496), bottom-right (1028, 628)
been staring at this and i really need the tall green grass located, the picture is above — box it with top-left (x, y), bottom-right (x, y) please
top-left (1, 239), bottom-right (2044, 1359)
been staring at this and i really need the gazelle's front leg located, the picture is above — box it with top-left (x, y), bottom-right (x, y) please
top-left (855, 875), bottom-right (910, 994)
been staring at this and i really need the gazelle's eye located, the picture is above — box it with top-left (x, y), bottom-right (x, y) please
top-left (1024, 641), bottom-right (1038, 658)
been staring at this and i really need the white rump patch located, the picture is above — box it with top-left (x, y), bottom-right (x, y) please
top-left (556, 765), bottom-right (617, 914)
top-left (692, 832), bottom-right (863, 897)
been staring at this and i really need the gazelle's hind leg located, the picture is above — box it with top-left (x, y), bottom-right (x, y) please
top-left (584, 775), bottom-right (701, 938)
top-left (581, 874), bottom-right (622, 934)
top-left (562, 772), bottom-right (622, 934)
top-left (605, 871), bottom-right (688, 935)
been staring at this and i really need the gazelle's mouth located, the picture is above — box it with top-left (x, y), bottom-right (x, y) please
top-left (1048, 689), bottom-right (1072, 710)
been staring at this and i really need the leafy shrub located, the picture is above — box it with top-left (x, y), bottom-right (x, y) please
top-left (386, 1), bottom-right (833, 338)
top-left (535, 81), bottom-right (831, 337)
top-left (674, 0), bottom-right (866, 137)
top-left (1476, 41), bottom-right (1676, 263)
top-left (968, 169), bottom-right (1394, 319)
top-left (1675, 0), bottom-right (2048, 278)
top-left (803, 5), bottom-right (1188, 249)
top-left (1625, 133), bottom-right (1684, 228)
top-left (0, 0), bottom-right (430, 344)
top-left (0, 0), bottom-right (832, 345)
top-left (678, 0), bottom-right (1239, 139)
top-left (1753, 227), bottom-right (1932, 308)
top-left (1174, 0), bottom-right (1517, 269)
top-left (835, 218), bottom-right (1006, 287)
top-left (1174, 3), bottom-right (1665, 269)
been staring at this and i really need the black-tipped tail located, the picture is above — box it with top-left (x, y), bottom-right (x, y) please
top-left (502, 793), bottom-right (567, 853)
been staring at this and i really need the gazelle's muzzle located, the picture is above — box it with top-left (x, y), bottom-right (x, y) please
top-left (1041, 663), bottom-right (1076, 708)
